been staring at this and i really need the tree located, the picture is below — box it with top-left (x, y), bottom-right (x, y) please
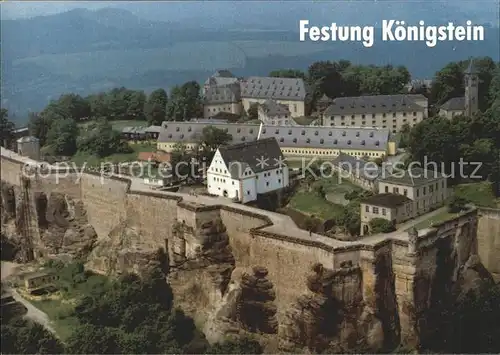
top-left (198, 126), bottom-right (232, 161)
top-left (0, 108), bottom-right (15, 148)
top-left (28, 112), bottom-right (53, 147)
top-left (145, 88), bottom-right (168, 125)
top-left (429, 62), bottom-right (465, 108)
top-left (170, 142), bottom-right (192, 181)
top-left (126, 91), bottom-right (146, 121)
top-left (53, 94), bottom-right (91, 121)
top-left (77, 119), bottom-right (131, 157)
top-left (46, 117), bottom-right (79, 156)
top-left (68, 266), bottom-right (203, 354)
top-left (166, 81), bottom-right (202, 121)
top-left (247, 103), bottom-right (259, 120)
top-left (369, 218), bottom-right (396, 234)
top-left (1, 318), bottom-right (65, 354)
top-left (269, 69), bottom-right (306, 79)
top-left (398, 123), bottom-right (412, 149)
top-left (447, 195), bottom-right (469, 213)
top-left (206, 336), bottom-right (263, 354)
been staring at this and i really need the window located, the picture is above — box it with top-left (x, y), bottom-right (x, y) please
top-left (403, 112), bottom-right (407, 117)
top-left (413, 112), bottom-right (417, 116)
top-left (266, 182), bottom-right (269, 186)
top-left (293, 104), bottom-right (297, 112)
top-left (373, 207), bottom-right (379, 214)
top-left (278, 179), bottom-right (281, 183)
top-left (362, 114), bottom-right (366, 119)
top-left (392, 113), bottom-right (396, 117)
top-left (365, 205), bottom-right (369, 212)
top-left (393, 187), bottom-right (399, 194)
top-left (416, 189), bottom-right (420, 197)
top-left (382, 208), bottom-right (386, 216)
top-left (247, 191), bottom-right (250, 195)
top-left (423, 187), bottom-right (426, 195)
top-left (404, 189), bottom-right (408, 196)
top-left (372, 114), bottom-right (376, 118)
top-left (385, 186), bottom-right (389, 193)
top-left (383, 113), bottom-right (386, 118)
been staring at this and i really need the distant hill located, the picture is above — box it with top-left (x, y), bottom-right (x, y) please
top-left (2, 7), bottom-right (499, 122)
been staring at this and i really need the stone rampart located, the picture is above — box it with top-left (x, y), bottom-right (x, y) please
top-left (1, 147), bottom-right (497, 351)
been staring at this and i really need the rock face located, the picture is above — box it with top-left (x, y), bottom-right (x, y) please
top-left (236, 266), bottom-right (278, 334)
top-left (1, 172), bottom-right (498, 353)
top-left (279, 262), bottom-right (384, 353)
top-left (1, 182), bottom-right (97, 261)
top-left (167, 217), bottom-right (236, 333)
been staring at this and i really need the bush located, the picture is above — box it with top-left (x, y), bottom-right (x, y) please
top-left (369, 218), bottom-right (396, 234)
top-left (447, 195), bottom-right (469, 213)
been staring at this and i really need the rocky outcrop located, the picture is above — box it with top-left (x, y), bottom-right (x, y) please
top-left (41, 193), bottom-right (97, 259)
top-left (167, 218), bottom-right (236, 333)
top-left (1, 183), bottom-right (97, 261)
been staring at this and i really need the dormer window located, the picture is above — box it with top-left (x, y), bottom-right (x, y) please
top-left (275, 129), bottom-right (279, 134)
top-left (180, 134), bottom-right (184, 139)
top-left (241, 137), bottom-right (246, 141)
top-left (375, 141), bottom-right (380, 146)
top-left (361, 140), bottom-right (365, 145)
top-left (280, 138), bottom-right (284, 142)
top-left (288, 129), bottom-right (292, 135)
top-left (237, 128), bottom-right (241, 133)
top-left (334, 139), bottom-right (338, 144)
top-left (314, 131), bottom-right (319, 136)
top-left (306, 138), bottom-right (311, 143)
top-left (293, 138), bottom-right (297, 143)
top-left (356, 132), bottom-right (360, 137)
top-left (320, 139), bottom-right (324, 144)
top-left (342, 131), bottom-right (346, 136)
top-left (188, 127), bottom-right (192, 132)
top-left (347, 140), bottom-right (351, 145)
top-left (369, 132), bottom-right (374, 137)
top-left (301, 130), bottom-right (305, 135)
top-left (328, 131), bottom-right (333, 136)
top-left (176, 127), bottom-right (180, 132)
top-left (168, 134), bottom-right (172, 138)
top-left (249, 129), bottom-right (253, 133)
top-left (262, 129), bottom-right (266, 134)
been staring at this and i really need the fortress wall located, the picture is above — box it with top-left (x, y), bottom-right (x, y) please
top-left (32, 173), bottom-right (82, 199)
top-left (1, 156), bottom-right (24, 186)
top-left (220, 207), bottom-right (335, 313)
top-left (80, 174), bottom-right (129, 239)
top-left (124, 193), bottom-right (180, 247)
top-left (477, 207), bottom-right (500, 281)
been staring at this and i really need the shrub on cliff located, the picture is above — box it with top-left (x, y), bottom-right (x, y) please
top-left (369, 218), bottom-right (396, 234)
top-left (1, 317), bottom-right (65, 354)
top-left (66, 266), bottom-right (207, 354)
top-left (447, 195), bottom-right (470, 213)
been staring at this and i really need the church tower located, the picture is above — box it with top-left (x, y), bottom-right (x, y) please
top-left (464, 58), bottom-right (479, 117)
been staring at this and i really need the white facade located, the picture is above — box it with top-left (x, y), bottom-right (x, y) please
top-left (206, 150), bottom-right (289, 203)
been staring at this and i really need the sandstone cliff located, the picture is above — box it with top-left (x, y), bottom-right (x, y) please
top-left (1, 157), bottom-right (498, 352)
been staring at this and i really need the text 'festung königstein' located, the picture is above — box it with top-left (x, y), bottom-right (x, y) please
top-left (299, 20), bottom-right (485, 47)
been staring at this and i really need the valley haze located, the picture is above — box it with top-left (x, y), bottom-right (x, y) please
top-left (1, 1), bottom-right (499, 121)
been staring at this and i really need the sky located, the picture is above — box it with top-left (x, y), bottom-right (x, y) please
top-left (2, 1), bottom-right (500, 27)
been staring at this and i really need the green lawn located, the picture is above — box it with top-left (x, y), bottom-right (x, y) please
top-left (288, 175), bottom-right (360, 220)
top-left (30, 298), bottom-right (79, 341)
top-left (410, 209), bottom-right (460, 231)
top-left (28, 273), bottom-right (109, 341)
top-left (71, 142), bottom-right (156, 167)
top-left (453, 182), bottom-right (499, 208)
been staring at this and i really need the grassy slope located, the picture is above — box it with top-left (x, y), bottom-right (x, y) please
top-left (453, 181), bottom-right (499, 208)
top-left (288, 175), bottom-right (360, 220)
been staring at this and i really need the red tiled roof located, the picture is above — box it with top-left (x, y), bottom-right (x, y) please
top-left (137, 151), bottom-right (171, 163)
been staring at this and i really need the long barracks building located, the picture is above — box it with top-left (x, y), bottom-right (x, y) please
top-left (156, 122), bottom-right (395, 160)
